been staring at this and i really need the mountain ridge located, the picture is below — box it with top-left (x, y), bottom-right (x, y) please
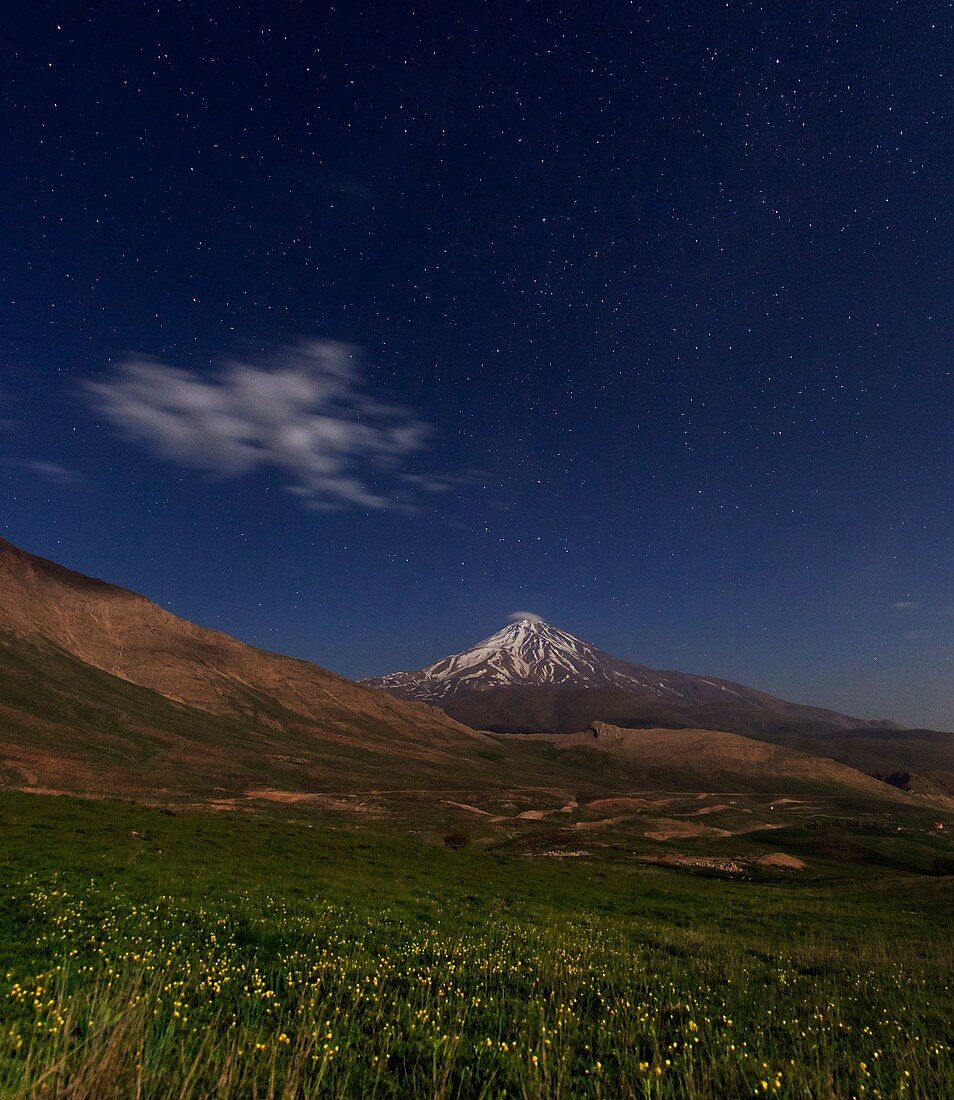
top-left (1, 537), bottom-right (950, 810)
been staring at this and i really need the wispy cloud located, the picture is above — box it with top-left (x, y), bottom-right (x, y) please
top-left (507, 610), bottom-right (545, 623)
top-left (25, 460), bottom-right (86, 487)
top-left (85, 340), bottom-right (447, 512)
top-left (891, 601), bottom-right (920, 610)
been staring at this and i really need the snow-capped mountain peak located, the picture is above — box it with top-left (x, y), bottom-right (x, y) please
top-left (365, 617), bottom-right (662, 699)
top-left (364, 617), bottom-right (895, 736)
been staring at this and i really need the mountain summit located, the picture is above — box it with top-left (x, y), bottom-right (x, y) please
top-left (365, 618), bottom-right (897, 737)
top-left (367, 618), bottom-right (691, 698)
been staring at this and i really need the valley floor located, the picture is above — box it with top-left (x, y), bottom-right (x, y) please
top-left (0, 792), bottom-right (951, 1098)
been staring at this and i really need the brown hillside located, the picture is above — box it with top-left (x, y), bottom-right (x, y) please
top-left (516, 721), bottom-right (917, 801)
top-left (0, 536), bottom-right (486, 760)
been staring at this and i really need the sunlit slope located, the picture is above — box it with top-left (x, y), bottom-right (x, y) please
top-left (0, 536), bottom-right (491, 762)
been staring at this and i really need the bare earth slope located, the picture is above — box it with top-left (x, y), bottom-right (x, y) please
top-left (0, 536), bottom-right (501, 797)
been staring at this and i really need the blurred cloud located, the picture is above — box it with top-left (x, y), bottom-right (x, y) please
top-left (892, 601), bottom-right (920, 610)
top-left (507, 610), bottom-right (545, 623)
top-left (85, 340), bottom-right (448, 512)
top-left (24, 460), bottom-right (86, 487)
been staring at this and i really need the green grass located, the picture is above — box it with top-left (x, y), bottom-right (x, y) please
top-left (0, 792), bottom-right (951, 1098)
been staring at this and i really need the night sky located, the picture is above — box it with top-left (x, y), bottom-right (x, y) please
top-left (2, 3), bottom-right (952, 728)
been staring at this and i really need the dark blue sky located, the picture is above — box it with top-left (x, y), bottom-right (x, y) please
top-left (2, 2), bottom-right (952, 727)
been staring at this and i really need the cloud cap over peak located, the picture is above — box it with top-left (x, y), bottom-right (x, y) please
top-left (85, 340), bottom-right (446, 512)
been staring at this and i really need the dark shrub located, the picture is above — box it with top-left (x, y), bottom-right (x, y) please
top-left (880, 771), bottom-right (912, 790)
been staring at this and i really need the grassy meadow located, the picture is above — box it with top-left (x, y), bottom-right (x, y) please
top-left (0, 792), bottom-right (951, 1098)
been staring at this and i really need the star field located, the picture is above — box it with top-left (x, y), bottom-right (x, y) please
top-left (1, 2), bottom-right (951, 726)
